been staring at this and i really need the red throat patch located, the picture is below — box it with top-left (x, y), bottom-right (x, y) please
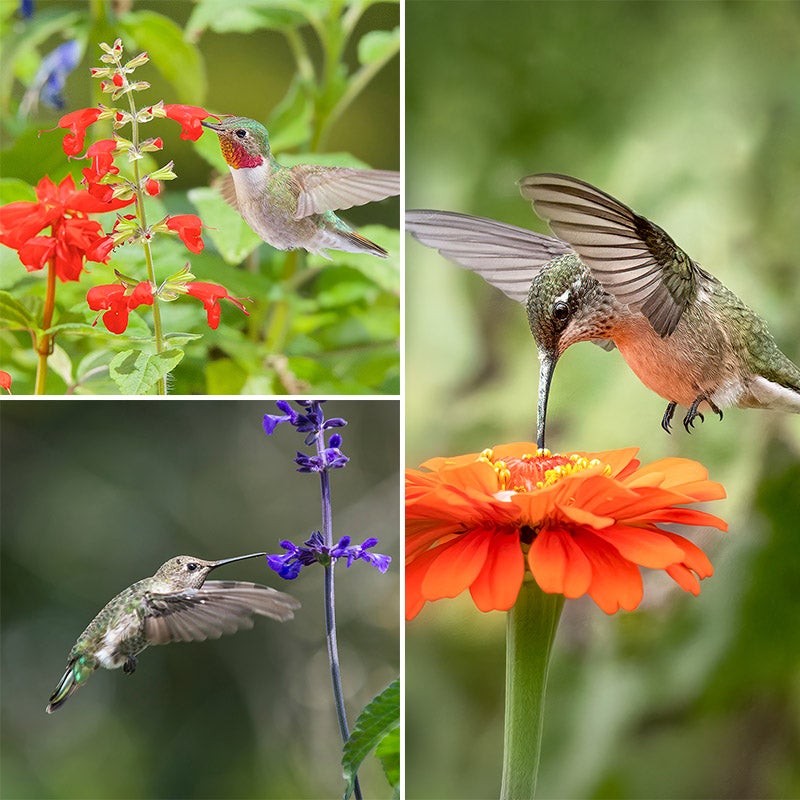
top-left (219, 137), bottom-right (263, 169)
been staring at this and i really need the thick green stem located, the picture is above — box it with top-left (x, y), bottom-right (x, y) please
top-left (501, 579), bottom-right (564, 800)
top-left (34, 252), bottom-right (58, 394)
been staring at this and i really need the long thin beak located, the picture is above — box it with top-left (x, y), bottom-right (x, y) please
top-left (200, 120), bottom-right (224, 132)
top-left (537, 350), bottom-right (558, 450)
top-left (210, 552), bottom-right (267, 570)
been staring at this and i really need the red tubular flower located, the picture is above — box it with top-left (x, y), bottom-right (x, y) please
top-left (0, 370), bottom-right (12, 393)
top-left (0, 175), bottom-right (133, 282)
top-left (144, 179), bottom-right (161, 196)
top-left (162, 104), bottom-right (210, 141)
top-left (58, 107), bottom-right (102, 156)
top-left (165, 214), bottom-right (204, 253)
top-left (87, 281), bottom-right (154, 334)
top-left (184, 282), bottom-right (249, 329)
top-left (406, 444), bottom-right (727, 618)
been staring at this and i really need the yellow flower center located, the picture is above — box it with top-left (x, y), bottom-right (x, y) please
top-left (477, 448), bottom-right (608, 492)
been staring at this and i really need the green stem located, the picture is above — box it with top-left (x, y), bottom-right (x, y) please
top-left (501, 579), bottom-right (564, 800)
top-left (34, 252), bottom-right (58, 394)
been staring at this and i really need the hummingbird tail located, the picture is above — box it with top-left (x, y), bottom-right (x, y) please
top-left (340, 229), bottom-right (388, 258)
top-left (46, 665), bottom-right (79, 713)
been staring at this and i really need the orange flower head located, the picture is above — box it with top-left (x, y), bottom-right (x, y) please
top-left (406, 444), bottom-right (727, 618)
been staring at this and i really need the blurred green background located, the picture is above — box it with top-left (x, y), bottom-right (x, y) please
top-left (406, 2), bottom-right (800, 799)
top-left (0, 399), bottom-right (399, 799)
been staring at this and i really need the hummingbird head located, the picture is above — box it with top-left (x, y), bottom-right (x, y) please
top-left (525, 255), bottom-right (615, 448)
top-left (201, 116), bottom-right (270, 169)
top-left (154, 553), bottom-right (267, 589)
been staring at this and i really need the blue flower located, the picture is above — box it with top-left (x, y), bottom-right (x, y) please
top-left (267, 532), bottom-right (391, 580)
top-left (263, 400), bottom-right (348, 472)
top-left (24, 40), bottom-right (81, 112)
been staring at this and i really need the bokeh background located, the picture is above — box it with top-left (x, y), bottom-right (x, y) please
top-left (0, 399), bottom-right (399, 799)
top-left (406, 2), bottom-right (800, 799)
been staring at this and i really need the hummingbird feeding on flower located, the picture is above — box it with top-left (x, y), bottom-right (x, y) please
top-left (406, 173), bottom-right (800, 448)
top-left (201, 116), bottom-right (400, 258)
top-left (46, 553), bottom-right (299, 713)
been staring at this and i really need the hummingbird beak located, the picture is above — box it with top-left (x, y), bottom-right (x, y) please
top-left (200, 120), bottom-right (224, 133)
top-left (210, 553), bottom-right (267, 570)
top-left (537, 349), bottom-right (558, 450)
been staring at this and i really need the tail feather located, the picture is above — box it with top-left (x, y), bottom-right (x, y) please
top-left (340, 229), bottom-right (388, 258)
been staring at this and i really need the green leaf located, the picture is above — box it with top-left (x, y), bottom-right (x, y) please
top-left (0, 290), bottom-right (37, 330)
top-left (358, 27), bottom-right (400, 66)
top-left (278, 151), bottom-right (372, 170)
top-left (375, 726), bottom-right (400, 797)
top-left (268, 76), bottom-right (314, 153)
top-left (0, 178), bottom-right (36, 205)
top-left (118, 11), bottom-right (207, 104)
top-left (187, 186), bottom-right (264, 264)
top-left (342, 678), bottom-right (400, 800)
top-left (109, 348), bottom-right (185, 394)
top-left (185, 0), bottom-right (310, 39)
top-left (46, 344), bottom-right (73, 387)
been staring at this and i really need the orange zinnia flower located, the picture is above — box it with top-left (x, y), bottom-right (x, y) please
top-left (406, 444), bottom-right (727, 618)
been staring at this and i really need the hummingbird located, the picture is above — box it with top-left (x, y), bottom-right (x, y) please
top-left (201, 116), bottom-right (400, 258)
top-left (406, 173), bottom-right (800, 448)
top-left (46, 553), bottom-right (299, 713)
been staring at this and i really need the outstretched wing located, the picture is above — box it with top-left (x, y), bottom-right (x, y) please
top-left (405, 209), bottom-right (572, 304)
top-left (520, 173), bottom-right (704, 336)
top-left (290, 166), bottom-right (400, 219)
top-left (143, 580), bottom-right (300, 645)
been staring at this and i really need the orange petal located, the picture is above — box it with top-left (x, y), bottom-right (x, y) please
top-left (529, 527), bottom-right (592, 598)
top-left (633, 507), bottom-right (728, 532)
top-left (469, 531), bottom-right (525, 611)
top-left (590, 523), bottom-right (686, 568)
top-left (578, 532), bottom-right (644, 613)
top-left (406, 547), bottom-right (442, 619)
top-left (666, 563), bottom-right (701, 595)
top-left (420, 527), bottom-right (492, 600)
top-left (556, 501), bottom-right (615, 529)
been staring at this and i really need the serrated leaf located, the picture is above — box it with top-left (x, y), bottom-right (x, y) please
top-left (342, 679), bottom-right (399, 800)
top-left (109, 347), bottom-right (184, 394)
top-left (119, 11), bottom-right (207, 104)
top-left (188, 186), bottom-right (264, 264)
top-left (0, 290), bottom-right (37, 329)
top-left (358, 27), bottom-right (400, 66)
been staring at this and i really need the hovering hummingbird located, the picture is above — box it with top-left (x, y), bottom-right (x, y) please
top-left (46, 553), bottom-right (299, 713)
top-left (406, 173), bottom-right (800, 448)
top-left (201, 116), bottom-right (400, 258)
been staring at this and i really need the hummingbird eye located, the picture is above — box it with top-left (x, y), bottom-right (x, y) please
top-left (553, 301), bottom-right (570, 322)
top-left (234, 129), bottom-right (247, 139)
top-left (186, 563), bottom-right (198, 571)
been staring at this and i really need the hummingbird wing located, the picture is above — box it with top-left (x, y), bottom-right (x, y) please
top-left (211, 173), bottom-right (240, 211)
top-left (143, 581), bottom-right (300, 645)
top-left (520, 173), bottom-right (705, 336)
top-left (290, 166), bottom-right (400, 219)
top-left (406, 209), bottom-right (571, 303)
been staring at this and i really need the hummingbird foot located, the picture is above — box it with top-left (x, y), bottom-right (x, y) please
top-left (122, 655), bottom-right (137, 675)
top-left (661, 402), bottom-right (678, 433)
top-left (682, 396), bottom-right (724, 432)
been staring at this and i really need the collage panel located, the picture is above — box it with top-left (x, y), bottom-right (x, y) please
top-left (0, 1), bottom-right (400, 396)
top-left (1, 399), bottom-right (400, 798)
top-left (405, 2), bottom-right (800, 799)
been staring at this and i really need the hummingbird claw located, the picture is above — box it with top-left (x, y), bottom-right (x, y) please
top-left (661, 402), bottom-right (677, 433)
top-left (122, 656), bottom-right (137, 675)
top-left (682, 394), bottom-right (723, 432)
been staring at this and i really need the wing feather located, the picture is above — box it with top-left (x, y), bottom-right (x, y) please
top-left (405, 209), bottom-right (572, 304)
top-left (520, 173), bottom-right (702, 335)
top-left (291, 166), bottom-right (400, 219)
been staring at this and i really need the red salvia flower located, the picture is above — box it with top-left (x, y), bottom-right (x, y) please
top-left (162, 104), bottom-right (210, 141)
top-left (184, 282), bottom-right (250, 329)
top-left (0, 175), bottom-right (133, 282)
top-left (406, 444), bottom-right (727, 618)
top-left (0, 370), bottom-right (12, 393)
top-left (165, 214), bottom-right (204, 253)
top-left (58, 107), bottom-right (102, 156)
top-left (87, 281), bottom-right (154, 334)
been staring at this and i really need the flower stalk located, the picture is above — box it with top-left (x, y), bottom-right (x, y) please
top-left (34, 253), bottom-right (59, 394)
top-left (501, 579), bottom-right (564, 800)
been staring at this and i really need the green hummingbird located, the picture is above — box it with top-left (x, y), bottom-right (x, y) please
top-left (46, 553), bottom-right (299, 713)
top-left (201, 116), bottom-right (400, 258)
top-left (406, 173), bottom-right (800, 448)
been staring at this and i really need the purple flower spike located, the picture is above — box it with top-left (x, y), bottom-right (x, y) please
top-left (267, 532), bottom-right (391, 579)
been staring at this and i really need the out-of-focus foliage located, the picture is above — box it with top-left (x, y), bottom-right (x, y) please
top-left (406, 2), bottom-right (800, 799)
top-left (0, 399), bottom-right (400, 799)
top-left (0, 0), bottom-right (399, 395)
